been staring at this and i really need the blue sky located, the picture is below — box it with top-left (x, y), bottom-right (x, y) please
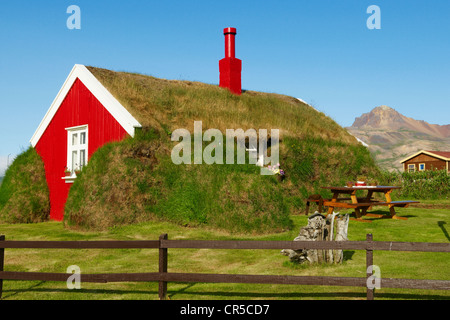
top-left (1, 0), bottom-right (449, 174)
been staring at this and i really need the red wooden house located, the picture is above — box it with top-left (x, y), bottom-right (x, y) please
top-left (30, 28), bottom-right (242, 221)
top-left (400, 150), bottom-right (450, 173)
top-left (30, 65), bottom-right (142, 221)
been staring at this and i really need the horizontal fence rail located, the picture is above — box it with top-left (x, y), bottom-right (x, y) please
top-left (1, 239), bottom-right (448, 252)
top-left (159, 239), bottom-right (450, 252)
top-left (0, 240), bottom-right (160, 249)
top-left (0, 234), bottom-right (449, 300)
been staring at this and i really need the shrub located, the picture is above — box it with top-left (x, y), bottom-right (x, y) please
top-left (0, 147), bottom-right (50, 223)
top-left (378, 169), bottom-right (450, 199)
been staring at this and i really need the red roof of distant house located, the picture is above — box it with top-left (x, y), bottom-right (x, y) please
top-left (425, 151), bottom-right (450, 159)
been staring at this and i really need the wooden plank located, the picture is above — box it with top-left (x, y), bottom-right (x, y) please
top-left (0, 239), bottom-right (446, 253)
top-left (156, 273), bottom-right (450, 290)
top-left (306, 197), bottom-right (371, 203)
top-left (323, 202), bottom-right (359, 209)
top-left (366, 234), bottom-right (374, 300)
top-left (0, 271), bottom-right (448, 291)
top-left (322, 186), bottom-right (401, 192)
top-left (389, 201), bottom-right (420, 207)
top-left (0, 271), bottom-right (165, 283)
top-left (327, 191), bottom-right (340, 215)
top-left (372, 241), bottom-right (450, 252)
top-left (323, 201), bottom-right (377, 208)
top-left (161, 239), bottom-right (450, 252)
top-left (324, 201), bottom-right (419, 208)
top-left (0, 240), bottom-right (160, 249)
top-left (159, 234), bottom-right (168, 300)
top-left (158, 272), bottom-right (367, 287)
top-left (380, 278), bottom-right (450, 290)
top-left (0, 235), bottom-right (4, 299)
top-left (389, 201), bottom-right (420, 204)
top-left (384, 189), bottom-right (393, 203)
top-left (160, 239), bottom-right (370, 251)
top-left (0, 270), bottom-right (366, 287)
top-left (0, 271), bottom-right (108, 283)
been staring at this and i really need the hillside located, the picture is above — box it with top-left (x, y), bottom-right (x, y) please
top-left (2, 67), bottom-right (380, 233)
top-left (347, 106), bottom-right (450, 171)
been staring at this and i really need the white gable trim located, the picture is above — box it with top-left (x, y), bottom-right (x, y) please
top-left (30, 64), bottom-right (142, 147)
top-left (399, 150), bottom-right (450, 163)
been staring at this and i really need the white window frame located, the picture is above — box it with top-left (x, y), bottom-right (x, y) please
top-left (66, 125), bottom-right (88, 174)
top-left (419, 163), bottom-right (425, 171)
top-left (408, 164), bottom-right (415, 172)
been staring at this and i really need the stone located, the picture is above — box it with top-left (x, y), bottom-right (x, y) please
top-left (281, 212), bottom-right (349, 264)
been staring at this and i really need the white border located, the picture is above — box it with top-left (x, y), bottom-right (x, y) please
top-left (30, 64), bottom-right (142, 147)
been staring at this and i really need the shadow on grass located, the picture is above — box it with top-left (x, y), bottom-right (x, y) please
top-left (168, 287), bottom-right (449, 300)
top-left (343, 251), bottom-right (355, 261)
top-left (2, 282), bottom-right (449, 300)
top-left (349, 210), bottom-right (418, 221)
top-left (438, 221), bottom-right (450, 242)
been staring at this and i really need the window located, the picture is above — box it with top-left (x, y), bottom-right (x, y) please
top-left (419, 163), bottom-right (425, 171)
top-left (408, 164), bottom-right (415, 172)
top-left (66, 125), bottom-right (88, 174)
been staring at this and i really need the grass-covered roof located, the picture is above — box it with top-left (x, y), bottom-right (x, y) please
top-left (2, 66), bottom-right (380, 233)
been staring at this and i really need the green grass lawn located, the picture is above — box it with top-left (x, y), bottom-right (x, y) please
top-left (0, 204), bottom-right (449, 300)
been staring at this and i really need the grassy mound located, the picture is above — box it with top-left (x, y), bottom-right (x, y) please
top-left (63, 67), bottom-right (380, 233)
top-left (0, 147), bottom-right (50, 223)
top-left (64, 128), bottom-right (292, 233)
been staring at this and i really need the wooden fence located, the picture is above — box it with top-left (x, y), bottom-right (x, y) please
top-left (0, 233), bottom-right (449, 300)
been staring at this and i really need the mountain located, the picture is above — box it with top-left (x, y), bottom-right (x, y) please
top-left (347, 106), bottom-right (450, 171)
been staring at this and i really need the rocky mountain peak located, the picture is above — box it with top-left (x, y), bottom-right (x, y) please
top-left (351, 105), bottom-right (405, 129)
top-left (347, 106), bottom-right (450, 171)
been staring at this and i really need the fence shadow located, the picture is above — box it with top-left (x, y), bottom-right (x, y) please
top-left (438, 221), bottom-right (450, 242)
top-left (3, 284), bottom-right (448, 301)
top-left (343, 250), bottom-right (355, 261)
top-left (353, 210), bottom-right (418, 220)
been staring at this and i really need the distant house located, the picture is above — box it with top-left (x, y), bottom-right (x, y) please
top-left (400, 150), bottom-right (450, 173)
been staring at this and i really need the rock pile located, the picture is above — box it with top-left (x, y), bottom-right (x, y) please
top-left (281, 212), bottom-right (349, 264)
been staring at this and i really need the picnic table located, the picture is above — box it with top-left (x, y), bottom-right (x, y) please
top-left (320, 186), bottom-right (419, 222)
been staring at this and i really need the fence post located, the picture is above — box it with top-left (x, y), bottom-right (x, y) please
top-left (0, 235), bottom-right (5, 299)
top-left (159, 233), bottom-right (168, 300)
top-left (366, 233), bottom-right (374, 300)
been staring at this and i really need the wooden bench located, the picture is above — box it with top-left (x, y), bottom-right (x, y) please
top-left (304, 195), bottom-right (324, 215)
top-left (323, 200), bottom-right (419, 209)
top-left (323, 200), bottom-right (420, 221)
top-left (305, 196), bottom-right (380, 215)
top-left (367, 201), bottom-right (420, 219)
top-left (386, 200), bottom-right (420, 207)
top-left (323, 201), bottom-right (385, 209)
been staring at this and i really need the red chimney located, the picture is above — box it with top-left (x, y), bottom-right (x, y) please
top-left (219, 27), bottom-right (242, 95)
